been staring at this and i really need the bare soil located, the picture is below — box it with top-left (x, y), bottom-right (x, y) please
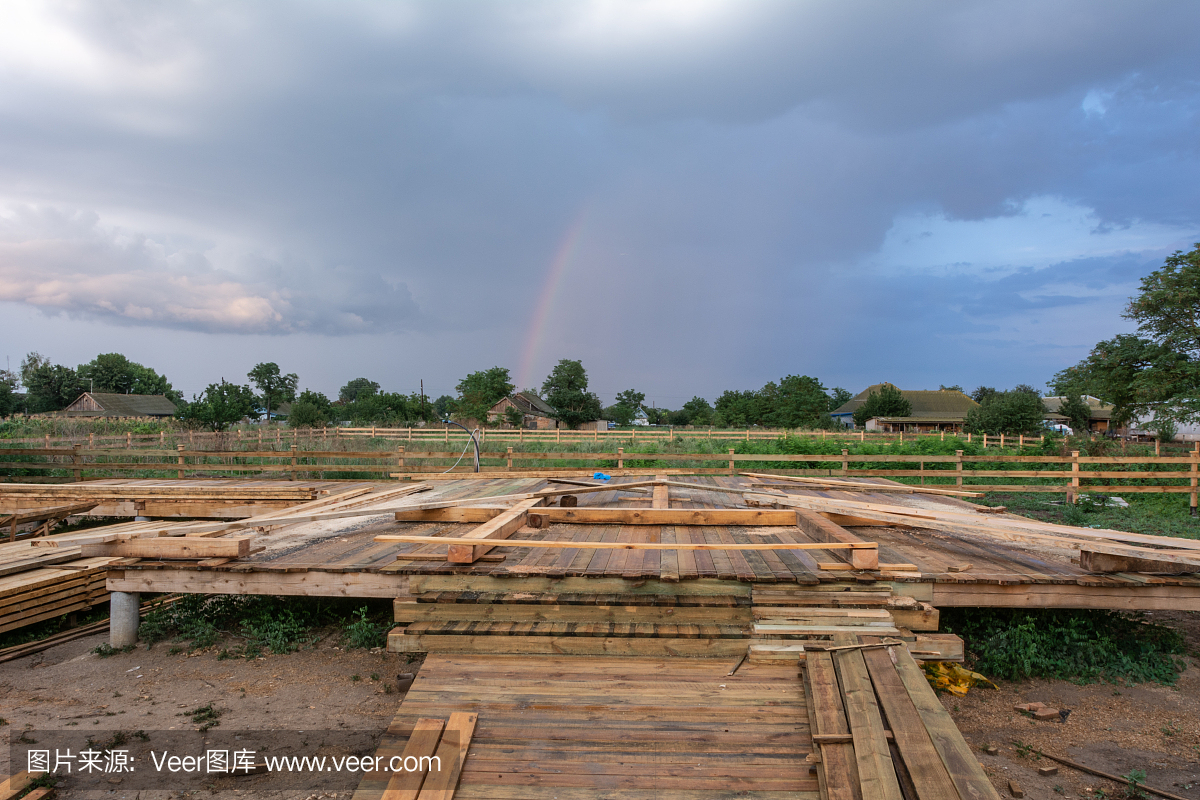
top-left (949, 610), bottom-right (1200, 800)
top-left (0, 629), bottom-right (424, 799)
top-left (4, 613), bottom-right (1200, 799)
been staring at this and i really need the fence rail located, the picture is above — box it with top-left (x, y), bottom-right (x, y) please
top-left (2, 425), bottom-right (1054, 450)
top-left (1, 445), bottom-right (1196, 507)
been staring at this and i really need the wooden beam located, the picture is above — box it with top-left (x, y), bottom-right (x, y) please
top-left (446, 498), bottom-right (544, 564)
top-left (652, 476), bottom-right (669, 509)
top-left (834, 648), bottom-right (903, 800)
top-left (526, 507), bottom-right (800, 527)
top-left (415, 711), bottom-right (477, 800)
top-left (796, 509), bottom-right (878, 570)
top-left (1079, 550), bottom-right (1198, 575)
top-left (743, 472), bottom-right (981, 497)
top-left (375, 534), bottom-right (879, 552)
top-left (82, 536), bottom-right (254, 559)
top-left (381, 717), bottom-right (445, 800)
top-left (107, 568), bottom-right (409, 597)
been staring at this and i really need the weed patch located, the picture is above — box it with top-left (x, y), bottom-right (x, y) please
top-left (942, 608), bottom-right (1186, 685)
top-left (138, 595), bottom-right (392, 656)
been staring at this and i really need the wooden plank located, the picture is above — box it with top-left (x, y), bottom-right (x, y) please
top-left (652, 479), bottom-right (669, 509)
top-left (931, 582), bottom-right (1200, 610)
top-left (415, 711), bottom-right (478, 800)
top-left (526, 508), bottom-right (800, 526)
top-left (107, 568), bottom-right (408, 597)
top-left (376, 534), bottom-right (878, 552)
top-left (1079, 550), bottom-right (1198, 575)
top-left (860, 644), bottom-right (964, 799)
top-left (382, 717), bottom-right (446, 800)
top-left (795, 510), bottom-right (879, 570)
top-left (888, 643), bottom-right (1001, 800)
top-left (82, 535), bottom-right (253, 559)
top-left (407, 575), bottom-right (748, 597)
top-left (804, 651), bottom-right (860, 800)
top-left (387, 632), bottom-right (749, 657)
top-left (446, 498), bottom-right (544, 564)
top-left (0, 772), bottom-right (42, 800)
top-left (834, 648), bottom-right (903, 800)
top-left (392, 603), bottom-right (750, 626)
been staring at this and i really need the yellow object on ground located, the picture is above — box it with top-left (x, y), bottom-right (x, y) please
top-left (923, 661), bottom-right (998, 696)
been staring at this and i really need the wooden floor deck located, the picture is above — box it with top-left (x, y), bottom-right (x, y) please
top-left (353, 654), bottom-right (817, 800)
top-left (104, 476), bottom-right (1200, 610)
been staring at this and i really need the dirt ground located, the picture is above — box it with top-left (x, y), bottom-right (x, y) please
top-left (949, 610), bottom-right (1200, 800)
top-left (0, 629), bottom-right (424, 799)
top-left (3, 612), bottom-right (1200, 799)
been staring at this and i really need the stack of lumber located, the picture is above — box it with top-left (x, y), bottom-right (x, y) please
top-left (805, 634), bottom-right (1001, 800)
top-left (0, 553), bottom-right (120, 634)
top-left (0, 481), bottom-right (324, 519)
top-left (751, 489), bottom-right (1200, 574)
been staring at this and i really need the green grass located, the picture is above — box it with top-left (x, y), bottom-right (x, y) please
top-left (138, 595), bottom-right (393, 656)
top-left (941, 608), bottom-right (1187, 685)
top-left (973, 491), bottom-right (1199, 540)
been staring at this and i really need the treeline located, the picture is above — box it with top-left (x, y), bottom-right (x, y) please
top-left (1047, 243), bottom-right (1200, 442)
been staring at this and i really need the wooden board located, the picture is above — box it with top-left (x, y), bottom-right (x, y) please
top-left (82, 535), bottom-right (254, 559)
top-left (447, 498), bottom-right (544, 564)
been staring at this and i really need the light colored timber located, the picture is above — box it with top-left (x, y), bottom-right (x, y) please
top-left (527, 507), bottom-right (801, 526)
top-left (931, 582), bottom-right (1200, 610)
top-left (381, 717), bottom-right (445, 800)
top-left (82, 535), bottom-right (255, 559)
top-left (447, 497), bottom-right (545, 563)
top-left (108, 568), bottom-right (409, 597)
top-left (387, 631), bottom-right (750, 658)
top-left (392, 602), bottom-right (750, 625)
top-left (743, 472), bottom-right (981, 497)
top-left (374, 533), bottom-right (878, 551)
top-left (756, 493), bottom-right (1200, 567)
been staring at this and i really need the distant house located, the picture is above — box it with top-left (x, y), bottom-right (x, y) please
top-left (62, 392), bottom-right (179, 419)
top-left (1041, 396), bottom-right (1113, 433)
top-left (632, 408), bottom-right (649, 426)
top-left (488, 391), bottom-right (558, 429)
top-left (830, 384), bottom-right (979, 432)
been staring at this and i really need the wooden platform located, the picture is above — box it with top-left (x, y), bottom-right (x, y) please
top-left (104, 476), bottom-right (1200, 612)
top-left (352, 642), bottom-right (997, 800)
top-left (353, 654), bottom-right (817, 799)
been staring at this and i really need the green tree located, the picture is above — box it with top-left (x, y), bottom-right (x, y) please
top-left (608, 389), bottom-right (646, 427)
top-left (828, 387), bottom-right (854, 411)
top-left (288, 389), bottom-right (332, 428)
top-left (852, 384), bottom-right (912, 428)
top-left (714, 389), bottom-right (757, 428)
top-left (20, 352), bottom-right (83, 412)
top-left (681, 396), bottom-right (715, 426)
top-left (964, 386), bottom-right (1046, 435)
top-left (181, 380), bottom-right (257, 431)
top-left (939, 384), bottom-right (965, 393)
top-left (541, 360), bottom-right (602, 429)
top-left (1052, 244), bottom-right (1200, 426)
top-left (339, 378), bottom-right (381, 403)
top-left (77, 353), bottom-right (181, 402)
top-left (454, 367), bottom-right (515, 425)
top-left (248, 362), bottom-right (299, 420)
top-left (1057, 394), bottom-right (1092, 434)
top-left (0, 380), bottom-right (13, 418)
top-left (503, 406), bottom-right (525, 428)
top-left (432, 395), bottom-right (454, 418)
top-left (970, 386), bottom-right (999, 404)
top-left (763, 375), bottom-right (830, 428)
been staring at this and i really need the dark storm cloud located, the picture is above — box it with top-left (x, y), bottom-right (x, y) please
top-left (0, 1), bottom-right (1198, 398)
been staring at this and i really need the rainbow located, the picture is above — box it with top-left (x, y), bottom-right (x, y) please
top-left (516, 211), bottom-right (588, 390)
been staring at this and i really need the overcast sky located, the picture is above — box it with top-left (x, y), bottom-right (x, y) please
top-left (2, 1), bottom-right (1198, 407)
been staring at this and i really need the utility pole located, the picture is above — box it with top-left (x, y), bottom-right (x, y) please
top-left (420, 379), bottom-right (425, 418)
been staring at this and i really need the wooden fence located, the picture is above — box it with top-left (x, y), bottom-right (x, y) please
top-left (1, 425), bottom-right (1053, 450)
top-left (2, 446), bottom-right (1196, 507)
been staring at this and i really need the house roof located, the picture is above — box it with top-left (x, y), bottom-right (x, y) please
top-left (65, 392), bottom-right (179, 417)
top-left (512, 391), bottom-right (555, 416)
top-left (1041, 396), bottom-right (1113, 419)
top-left (831, 383), bottom-right (979, 420)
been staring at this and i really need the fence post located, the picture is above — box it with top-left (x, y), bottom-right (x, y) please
top-left (1155, 437), bottom-right (1160, 457)
top-left (955, 450), bottom-right (963, 487)
top-left (728, 448), bottom-right (735, 475)
top-left (940, 430), bottom-right (944, 442)
top-left (177, 444), bottom-right (185, 479)
top-left (1192, 444), bottom-right (1198, 517)
top-left (126, 432), bottom-right (132, 449)
top-left (89, 432), bottom-right (94, 448)
top-left (506, 446), bottom-right (513, 471)
top-left (919, 460), bottom-right (924, 485)
top-left (617, 447), bottom-right (624, 470)
top-left (1000, 433), bottom-right (1005, 449)
top-left (398, 445), bottom-right (405, 473)
top-left (290, 445), bottom-right (298, 481)
top-left (72, 444), bottom-right (81, 483)
top-left (1019, 434), bottom-right (1023, 449)
top-left (1067, 450), bottom-right (1080, 505)
top-left (159, 431), bottom-right (165, 445)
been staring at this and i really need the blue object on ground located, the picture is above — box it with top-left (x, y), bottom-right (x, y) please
top-left (593, 472), bottom-right (611, 481)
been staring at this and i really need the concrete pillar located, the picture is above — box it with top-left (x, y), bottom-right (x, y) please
top-left (110, 592), bottom-right (140, 648)
top-left (134, 516), bottom-right (150, 522)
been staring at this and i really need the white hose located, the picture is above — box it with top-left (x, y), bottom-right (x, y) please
top-left (442, 428), bottom-right (481, 473)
